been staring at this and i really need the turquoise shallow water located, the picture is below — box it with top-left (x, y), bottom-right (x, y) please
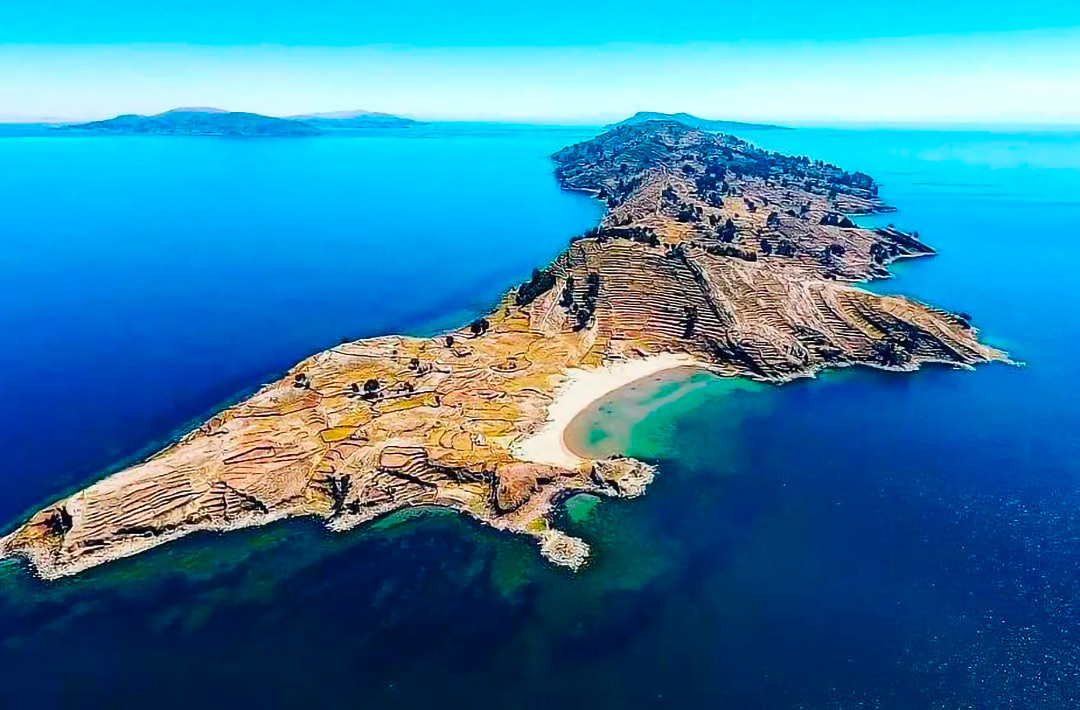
top-left (2, 125), bottom-right (1080, 708)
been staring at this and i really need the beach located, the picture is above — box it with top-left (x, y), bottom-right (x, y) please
top-left (512, 354), bottom-right (701, 469)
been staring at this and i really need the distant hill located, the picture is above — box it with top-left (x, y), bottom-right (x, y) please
top-left (159, 107), bottom-right (229, 115)
top-left (66, 109), bottom-right (322, 137)
top-left (613, 111), bottom-right (789, 132)
top-left (287, 109), bottom-right (422, 129)
top-left (64, 107), bottom-right (422, 136)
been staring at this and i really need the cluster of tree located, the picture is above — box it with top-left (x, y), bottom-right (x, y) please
top-left (775, 239), bottom-right (797, 257)
top-left (682, 305), bottom-right (699, 339)
top-left (575, 225), bottom-right (660, 247)
top-left (322, 474), bottom-right (352, 516)
top-left (585, 272), bottom-right (600, 295)
top-left (675, 204), bottom-right (702, 223)
top-left (726, 156), bottom-right (775, 182)
top-left (872, 336), bottom-right (912, 367)
top-left (470, 318), bottom-right (490, 336)
top-left (766, 211), bottom-right (782, 229)
top-left (715, 217), bottom-right (738, 243)
top-left (664, 243), bottom-right (687, 260)
top-left (870, 241), bottom-right (900, 264)
top-left (829, 169), bottom-right (876, 193)
top-left (618, 175), bottom-right (644, 199)
top-left (820, 212), bottom-right (858, 228)
top-left (704, 192), bottom-right (725, 209)
top-left (563, 272), bottom-right (601, 331)
top-left (874, 226), bottom-right (927, 255)
top-left (820, 243), bottom-right (847, 266)
top-left (706, 244), bottom-right (758, 261)
top-left (559, 275), bottom-right (576, 309)
top-left (659, 184), bottom-right (702, 223)
top-left (362, 379), bottom-right (380, 397)
top-left (550, 123), bottom-right (671, 200)
top-left (696, 137), bottom-right (883, 204)
top-left (406, 358), bottom-right (430, 377)
top-left (515, 267), bottom-right (557, 307)
top-left (694, 160), bottom-right (729, 206)
top-left (348, 378), bottom-right (382, 400)
top-left (728, 147), bottom-right (877, 199)
top-left (597, 174), bottom-right (644, 206)
top-left (43, 506), bottom-right (73, 537)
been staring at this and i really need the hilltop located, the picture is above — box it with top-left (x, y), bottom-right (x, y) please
top-left (614, 111), bottom-right (788, 132)
top-left (0, 119), bottom-right (1005, 579)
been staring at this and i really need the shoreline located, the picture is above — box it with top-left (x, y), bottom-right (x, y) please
top-left (512, 354), bottom-right (701, 470)
top-left (562, 364), bottom-right (719, 460)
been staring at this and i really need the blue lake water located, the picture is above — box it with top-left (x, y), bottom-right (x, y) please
top-left (0, 126), bottom-right (601, 523)
top-left (1, 125), bottom-right (1079, 708)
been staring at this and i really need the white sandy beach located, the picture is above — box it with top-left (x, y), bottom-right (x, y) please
top-left (512, 353), bottom-right (701, 470)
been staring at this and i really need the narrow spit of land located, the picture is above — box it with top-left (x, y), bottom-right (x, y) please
top-left (1, 119), bottom-right (1006, 579)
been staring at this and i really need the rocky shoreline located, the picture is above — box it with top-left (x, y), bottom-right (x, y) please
top-left (1, 118), bottom-right (1007, 579)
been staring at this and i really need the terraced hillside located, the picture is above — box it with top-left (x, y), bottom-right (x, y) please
top-left (1, 120), bottom-right (1006, 579)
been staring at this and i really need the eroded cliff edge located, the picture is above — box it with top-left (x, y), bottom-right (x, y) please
top-left (1, 120), bottom-right (1007, 579)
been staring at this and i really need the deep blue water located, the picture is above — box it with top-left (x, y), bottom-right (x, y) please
top-left (0, 126), bottom-right (601, 523)
top-left (2, 126), bottom-right (1079, 708)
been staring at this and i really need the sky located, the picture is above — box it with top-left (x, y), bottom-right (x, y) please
top-left (2, 0), bottom-right (1079, 125)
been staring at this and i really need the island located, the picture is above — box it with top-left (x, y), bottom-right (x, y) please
top-left (63, 108), bottom-right (324, 137)
top-left (286, 109), bottom-right (423, 129)
top-left (0, 118), bottom-right (1007, 579)
top-left (613, 111), bottom-right (789, 131)
top-left (61, 107), bottom-right (419, 137)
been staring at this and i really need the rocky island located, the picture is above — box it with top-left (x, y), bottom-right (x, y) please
top-left (0, 119), bottom-right (1006, 579)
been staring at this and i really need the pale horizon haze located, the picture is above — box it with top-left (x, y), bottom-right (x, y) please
top-left (2, 1), bottom-right (1079, 126)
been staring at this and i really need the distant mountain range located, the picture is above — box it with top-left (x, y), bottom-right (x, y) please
top-left (287, 110), bottom-right (422, 129)
top-left (57, 108), bottom-right (784, 137)
top-left (163, 107), bottom-right (229, 114)
top-left (63, 107), bottom-right (421, 137)
top-left (613, 111), bottom-right (789, 132)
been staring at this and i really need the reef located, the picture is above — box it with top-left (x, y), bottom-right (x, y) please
top-left (0, 119), bottom-right (1006, 579)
